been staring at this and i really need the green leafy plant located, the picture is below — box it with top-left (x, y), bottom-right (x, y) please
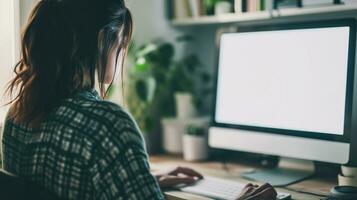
top-left (186, 125), bottom-right (206, 137)
top-left (203, 0), bottom-right (234, 15)
top-left (126, 41), bottom-right (175, 133)
top-left (204, 0), bottom-right (219, 15)
top-left (126, 36), bottom-right (212, 134)
top-left (170, 52), bottom-right (212, 110)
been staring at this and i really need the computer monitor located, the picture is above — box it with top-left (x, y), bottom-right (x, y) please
top-left (209, 19), bottom-right (356, 186)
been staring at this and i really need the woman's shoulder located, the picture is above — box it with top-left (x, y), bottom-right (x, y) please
top-left (94, 101), bottom-right (141, 137)
top-left (63, 96), bottom-right (134, 124)
top-left (62, 90), bottom-right (132, 123)
top-left (84, 99), bottom-right (130, 119)
top-left (75, 100), bottom-right (145, 152)
top-left (58, 96), bottom-right (144, 148)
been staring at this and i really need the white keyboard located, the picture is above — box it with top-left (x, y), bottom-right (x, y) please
top-left (180, 176), bottom-right (291, 200)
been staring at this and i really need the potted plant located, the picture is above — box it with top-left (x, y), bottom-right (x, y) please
top-left (203, 0), bottom-right (219, 15)
top-left (123, 36), bottom-right (212, 154)
top-left (161, 36), bottom-right (212, 154)
top-left (125, 41), bottom-right (176, 154)
top-left (183, 124), bottom-right (209, 161)
top-left (169, 53), bottom-right (212, 119)
top-left (171, 54), bottom-right (199, 119)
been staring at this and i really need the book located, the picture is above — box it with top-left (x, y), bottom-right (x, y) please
top-left (188, 0), bottom-right (201, 17)
top-left (200, 0), bottom-right (207, 16)
top-left (260, 0), bottom-right (266, 10)
top-left (242, 0), bottom-right (248, 12)
top-left (166, 0), bottom-right (174, 19)
top-left (234, 0), bottom-right (243, 13)
top-left (173, 0), bottom-right (192, 19)
top-left (247, 0), bottom-right (258, 12)
top-left (265, 0), bottom-right (274, 11)
top-left (256, 0), bottom-right (261, 11)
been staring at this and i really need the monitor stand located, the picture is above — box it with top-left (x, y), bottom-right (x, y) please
top-left (241, 157), bottom-right (315, 186)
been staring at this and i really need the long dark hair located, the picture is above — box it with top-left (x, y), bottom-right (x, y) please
top-left (6, 0), bottom-right (133, 125)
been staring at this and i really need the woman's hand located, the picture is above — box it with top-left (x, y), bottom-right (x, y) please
top-left (154, 166), bottom-right (203, 188)
top-left (237, 183), bottom-right (277, 200)
top-left (153, 167), bottom-right (276, 200)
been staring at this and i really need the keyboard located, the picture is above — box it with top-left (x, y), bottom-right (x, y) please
top-left (180, 176), bottom-right (291, 200)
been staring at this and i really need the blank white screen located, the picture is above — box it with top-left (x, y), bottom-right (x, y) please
top-left (215, 27), bottom-right (350, 135)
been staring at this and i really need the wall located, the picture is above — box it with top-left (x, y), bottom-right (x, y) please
top-left (126, 0), bottom-right (216, 113)
top-left (127, 0), bottom-right (195, 60)
top-left (0, 0), bottom-right (38, 122)
top-left (126, 0), bottom-right (217, 73)
top-left (0, 1), bottom-right (18, 121)
top-left (19, 0), bottom-right (38, 28)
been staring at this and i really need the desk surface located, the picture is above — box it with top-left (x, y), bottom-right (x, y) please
top-left (150, 155), bottom-right (335, 200)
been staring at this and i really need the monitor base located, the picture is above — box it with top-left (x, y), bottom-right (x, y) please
top-left (241, 157), bottom-right (315, 186)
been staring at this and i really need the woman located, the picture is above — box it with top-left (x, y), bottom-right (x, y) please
top-left (2, 0), bottom-right (276, 199)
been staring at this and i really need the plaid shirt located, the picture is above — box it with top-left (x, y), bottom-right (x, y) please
top-left (2, 89), bottom-right (164, 200)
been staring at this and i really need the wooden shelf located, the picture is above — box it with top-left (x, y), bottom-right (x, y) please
top-left (171, 4), bottom-right (357, 26)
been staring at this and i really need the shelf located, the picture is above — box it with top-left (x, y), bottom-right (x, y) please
top-left (171, 4), bottom-right (357, 26)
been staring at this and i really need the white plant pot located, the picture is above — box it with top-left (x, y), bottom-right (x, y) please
top-left (183, 135), bottom-right (208, 161)
top-left (341, 165), bottom-right (357, 177)
top-left (161, 118), bottom-right (185, 154)
top-left (162, 117), bottom-right (210, 154)
top-left (175, 92), bottom-right (197, 119)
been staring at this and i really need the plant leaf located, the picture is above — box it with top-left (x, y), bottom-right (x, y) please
top-left (135, 80), bottom-right (148, 101)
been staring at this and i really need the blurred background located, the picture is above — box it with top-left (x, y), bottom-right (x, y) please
top-left (1, 0), bottom-right (357, 159)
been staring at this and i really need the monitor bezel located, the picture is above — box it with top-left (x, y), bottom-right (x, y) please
top-left (212, 19), bottom-right (357, 143)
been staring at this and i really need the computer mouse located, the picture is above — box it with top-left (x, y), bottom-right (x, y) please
top-left (330, 186), bottom-right (357, 199)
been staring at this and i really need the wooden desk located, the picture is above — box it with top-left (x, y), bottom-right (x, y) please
top-left (150, 155), bottom-right (335, 200)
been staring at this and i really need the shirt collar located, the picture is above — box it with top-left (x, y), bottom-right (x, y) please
top-left (75, 89), bottom-right (102, 101)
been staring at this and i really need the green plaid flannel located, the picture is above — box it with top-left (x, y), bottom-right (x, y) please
top-left (2, 89), bottom-right (164, 200)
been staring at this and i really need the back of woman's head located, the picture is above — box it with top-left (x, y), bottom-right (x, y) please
top-left (7, 0), bottom-right (133, 125)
